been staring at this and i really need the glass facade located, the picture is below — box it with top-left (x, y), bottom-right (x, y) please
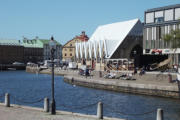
top-left (144, 24), bottom-right (179, 50)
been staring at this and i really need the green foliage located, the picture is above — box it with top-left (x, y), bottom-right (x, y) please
top-left (71, 56), bottom-right (75, 62)
top-left (163, 34), bottom-right (172, 44)
top-left (162, 20), bottom-right (180, 64)
top-left (163, 25), bottom-right (180, 49)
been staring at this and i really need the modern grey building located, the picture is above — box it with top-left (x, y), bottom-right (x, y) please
top-left (143, 4), bottom-right (180, 64)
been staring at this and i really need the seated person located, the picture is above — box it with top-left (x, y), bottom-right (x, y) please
top-left (104, 70), bottom-right (116, 79)
top-left (85, 69), bottom-right (90, 76)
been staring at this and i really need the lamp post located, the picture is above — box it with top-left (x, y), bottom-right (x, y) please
top-left (49, 36), bottom-right (56, 115)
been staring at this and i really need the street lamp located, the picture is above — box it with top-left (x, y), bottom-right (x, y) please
top-left (49, 36), bottom-right (56, 115)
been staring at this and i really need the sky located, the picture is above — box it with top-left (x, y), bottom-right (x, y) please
top-left (0, 0), bottom-right (179, 45)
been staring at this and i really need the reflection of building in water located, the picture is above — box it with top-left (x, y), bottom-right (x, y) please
top-left (75, 19), bottom-right (143, 71)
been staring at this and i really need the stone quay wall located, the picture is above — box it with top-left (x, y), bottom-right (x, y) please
top-left (26, 67), bottom-right (180, 99)
top-left (64, 75), bottom-right (180, 99)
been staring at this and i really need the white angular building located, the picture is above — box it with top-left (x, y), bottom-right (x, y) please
top-left (76, 19), bottom-right (143, 70)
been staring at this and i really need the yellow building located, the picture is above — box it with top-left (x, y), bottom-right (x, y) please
top-left (62, 31), bottom-right (89, 62)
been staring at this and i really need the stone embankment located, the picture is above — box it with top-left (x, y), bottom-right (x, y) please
top-left (64, 74), bottom-right (179, 98)
top-left (63, 70), bottom-right (179, 99)
top-left (26, 66), bottom-right (180, 98)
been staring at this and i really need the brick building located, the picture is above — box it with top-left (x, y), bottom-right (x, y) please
top-left (0, 37), bottom-right (62, 64)
top-left (0, 39), bottom-right (24, 64)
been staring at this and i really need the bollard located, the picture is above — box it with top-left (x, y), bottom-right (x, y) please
top-left (156, 108), bottom-right (163, 120)
top-left (44, 98), bottom-right (49, 112)
top-left (5, 93), bottom-right (10, 107)
top-left (71, 77), bottom-right (74, 83)
top-left (97, 102), bottom-right (103, 119)
top-left (168, 73), bottom-right (172, 83)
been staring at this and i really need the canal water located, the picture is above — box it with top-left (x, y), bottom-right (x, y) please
top-left (0, 71), bottom-right (180, 120)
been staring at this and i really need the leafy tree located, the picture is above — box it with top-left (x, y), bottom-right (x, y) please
top-left (164, 28), bottom-right (180, 49)
top-left (71, 56), bottom-right (75, 62)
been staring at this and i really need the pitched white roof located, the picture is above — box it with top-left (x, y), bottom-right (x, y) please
top-left (89, 18), bottom-right (140, 58)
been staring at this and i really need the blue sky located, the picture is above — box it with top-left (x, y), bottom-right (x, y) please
top-left (0, 0), bottom-right (179, 44)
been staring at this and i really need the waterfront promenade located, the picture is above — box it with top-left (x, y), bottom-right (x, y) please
top-left (0, 103), bottom-right (123, 120)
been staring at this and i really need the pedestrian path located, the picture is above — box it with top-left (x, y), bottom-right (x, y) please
top-left (0, 103), bottom-right (124, 120)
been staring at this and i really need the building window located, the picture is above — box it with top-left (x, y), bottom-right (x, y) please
top-left (165, 9), bottom-right (174, 21)
top-left (175, 8), bottom-right (180, 20)
top-left (70, 48), bottom-right (72, 51)
top-left (146, 12), bottom-right (154, 23)
top-left (70, 44), bottom-right (72, 46)
top-left (65, 53), bottom-right (67, 56)
top-left (70, 53), bottom-right (72, 56)
top-left (155, 11), bottom-right (164, 23)
top-left (155, 17), bottom-right (164, 23)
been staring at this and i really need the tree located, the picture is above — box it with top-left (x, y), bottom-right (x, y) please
top-left (163, 22), bottom-right (180, 65)
top-left (71, 56), bottom-right (75, 62)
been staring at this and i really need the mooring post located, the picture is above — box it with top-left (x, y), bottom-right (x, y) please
top-left (71, 77), bottom-right (74, 83)
top-left (5, 93), bottom-right (10, 107)
top-left (97, 102), bottom-right (103, 119)
top-left (157, 108), bottom-right (163, 120)
top-left (44, 97), bottom-right (49, 112)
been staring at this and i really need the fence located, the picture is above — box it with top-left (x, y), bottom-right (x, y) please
top-left (0, 92), bottom-right (165, 120)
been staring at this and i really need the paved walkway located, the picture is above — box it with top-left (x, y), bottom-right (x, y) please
top-left (41, 68), bottom-right (178, 87)
top-left (0, 104), bottom-right (123, 120)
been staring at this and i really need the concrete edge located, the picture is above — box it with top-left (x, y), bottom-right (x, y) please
top-left (64, 75), bottom-right (179, 92)
top-left (0, 103), bottom-right (125, 120)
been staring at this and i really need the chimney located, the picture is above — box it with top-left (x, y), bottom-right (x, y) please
top-left (82, 31), bottom-right (85, 36)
